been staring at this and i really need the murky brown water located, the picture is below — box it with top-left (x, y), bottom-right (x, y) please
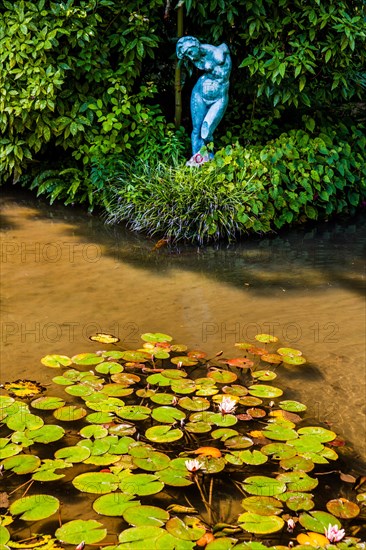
top-left (1, 191), bottom-right (365, 467)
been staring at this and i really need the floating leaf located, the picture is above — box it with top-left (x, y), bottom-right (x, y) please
top-left (261, 354), bottom-right (283, 364)
top-left (282, 355), bottom-right (307, 365)
top-left (111, 372), bottom-right (141, 385)
top-left (224, 435), bottom-right (253, 449)
top-left (296, 532), bottom-right (329, 547)
top-left (222, 357), bottom-right (254, 368)
top-left (145, 425), bottom-right (184, 443)
top-left (279, 492), bottom-right (315, 512)
top-left (277, 347), bottom-right (303, 357)
top-left (299, 510), bottom-right (341, 533)
top-left (326, 498), bottom-right (360, 519)
top-left (122, 505), bottom-right (169, 527)
top-left (237, 450), bottom-right (268, 465)
top-left (178, 397), bottom-right (210, 411)
top-left (89, 333), bottom-right (120, 344)
top-left (161, 369), bottom-right (187, 380)
top-left (117, 405), bottom-right (151, 421)
top-left (211, 428), bottom-right (239, 441)
top-left (194, 447), bottom-right (222, 458)
top-left (141, 333), bottom-right (173, 343)
top-left (152, 406), bottom-right (186, 424)
top-left (210, 413), bottom-right (238, 427)
top-left (2, 454), bottom-right (41, 474)
top-left (247, 407), bottom-right (266, 418)
top-left (6, 412), bottom-right (44, 432)
top-left (297, 426), bottom-right (337, 442)
top-left (10, 494), bottom-right (59, 521)
top-left (255, 334), bottom-right (279, 343)
top-left (96, 362), bottom-right (124, 374)
top-left (119, 350), bottom-right (150, 362)
top-left (55, 445), bottom-right (91, 463)
top-left (0, 439), bottom-right (22, 459)
top-left (53, 405), bottom-right (87, 421)
top-left (73, 471), bottom-right (120, 493)
top-left (261, 443), bottom-right (297, 460)
top-left (119, 472), bottom-right (164, 495)
top-left (118, 526), bottom-right (165, 546)
top-left (171, 356), bottom-right (198, 366)
top-left (262, 424), bottom-right (298, 441)
top-left (238, 512), bottom-right (284, 534)
top-left (185, 421), bottom-right (212, 433)
top-left (93, 493), bottom-right (140, 516)
top-left (101, 384), bottom-right (133, 397)
top-left (208, 370), bottom-right (238, 384)
top-left (277, 472), bottom-right (318, 492)
top-left (166, 516), bottom-right (206, 541)
top-left (71, 353), bottom-right (104, 365)
top-left (55, 519), bottom-right (107, 544)
top-left (290, 435), bottom-right (324, 454)
top-left (41, 354), bottom-right (72, 368)
top-left (171, 379), bottom-right (197, 394)
top-left (4, 379), bottom-right (45, 398)
top-left (158, 458), bottom-right (193, 487)
top-left (142, 344), bottom-right (171, 359)
top-left (241, 496), bottom-right (283, 516)
top-left (252, 370), bottom-right (277, 381)
top-left (248, 385), bottom-right (283, 398)
top-left (64, 384), bottom-right (95, 397)
top-left (31, 396), bottom-right (66, 410)
top-left (25, 424), bottom-right (65, 443)
top-left (187, 350), bottom-right (206, 359)
top-left (242, 476), bottom-right (286, 496)
top-left (279, 455), bottom-right (314, 472)
top-left (239, 396), bottom-right (263, 406)
top-left (147, 373), bottom-right (172, 387)
top-left (132, 450), bottom-right (171, 472)
top-left (150, 393), bottom-right (176, 405)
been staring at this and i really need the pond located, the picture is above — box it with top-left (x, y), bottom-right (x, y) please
top-left (0, 190), bottom-right (365, 548)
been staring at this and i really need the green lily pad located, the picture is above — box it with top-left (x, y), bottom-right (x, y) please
top-left (171, 356), bottom-right (198, 367)
top-left (0, 439), bottom-right (22, 459)
top-left (53, 405), bottom-right (87, 421)
top-left (80, 424), bottom-right (109, 439)
top-left (145, 425), bottom-right (184, 443)
top-left (178, 397), bottom-right (210, 411)
top-left (118, 525), bottom-right (165, 546)
top-left (147, 373), bottom-right (172, 387)
top-left (201, 456), bottom-right (226, 473)
top-left (161, 369), bottom-right (188, 380)
top-left (142, 332), bottom-right (173, 343)
top-left (242, 476), bottom-right (287, 496)
top-left (279, 400), bottom-right (307, 412)
top-left (0, 525), bottom-right (10, 545)
top-left (55, 445), bottom-right (91, 463)
top-left (210, 413), bottom-right (238, 427)
top-left (241, 496), bottom-right (283, 516)
top-left (297, 426), bottom-right (337, 442)
top-left (96, 362), bottom-right (124, 374)
top-left (64, 384), bottom-right (95, 397)
top-left (208, 370), bottom-right (238, 384)
top-left (248, 385), bottom-right (283, 398)
top-left (132, 450), bottom-right (171, 471)
top-left (10, 494), bottom-right (59, 521)
top-left (120, 350), bottom-right (150, 362)
top-left (224, 435), bottom-right (253, 449)
top-left (276, 471), bottom-right (318, 492)
top-left (122, 505), bottom-right (169, 527)
top-left (260, 354), bottom-right (283, 364)
top-left (171, 379), bottom-right (197, 394)
top-left (166, 516), bottom-right (206, 541)
top-left (299, 510), bottom-right (342, 533)
top-left (211, 428), bottom-right (239, 441)
top-left (157, 458), bottom-right (193, 487)
top-left (277, 347), bottom-right (303, 357)
top-left (31, 396), bottom-right (66, 410)
top-left (93, 493), bottom-right (140, 516)
top-left (86, 411), bottom-right (114, 424)
top-left (262, 424), bottom-right (298, 441)
top-left (237, 450), bottom-right (268, 465)
top-left (239, 396), bottom-right (263, 406)
top-left (252, 370), bottom-right (277, 381)
top-left (185, 421), bottom-right (212, 433)
top-left (55, 519), bottom-right (107, 544)
top-left (261, 443), bottom-right (297, 460)
top-left (282, 355), bottom-right (307, 365)
top-left (152, 406), bottom-right (186, 423)
top-left (25, 424), bottom-right (65, 443)
top-left (289, 435), bottom-right (324, 454)
top-left (71, 353), bottom-right (104, 365)
top-left (326, 498), bottom-right (360, 519)
top-left (119, 472), bottom-right (164, 495)
top-left (117, 405), bottom-right (151, 421)
top-left (279, 492), bottom-right (315, 511)
top-left (223, 384), bottom-right (248, 397)
top-left (73, 471), bottom-right (120, 493)
top-left (2, 454), bottom-right (41, 474)
top-left (150, 393), bottom-right (176, 405)
top-left (142, 345), bottom-right (171, 359)
top-left (238, 512), bottom-right (285, 534)
top-left (41, 354), bottom-right (72, 368)
top-left (280, 455), bottom-right (314, 472)
top-left (6, 412), bottom-right (44, 432)
top-left (111, 372), bottom-right (141, 385)
top-left (255, 334), bottom-right (279, 343)
top-left (85, 396), bottom-right (125, 412)
top-left (78, 438), bottom-right (111, 456)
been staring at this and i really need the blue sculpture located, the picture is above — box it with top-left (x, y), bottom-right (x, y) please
top-left (176, 36), bottom-right (231, 166)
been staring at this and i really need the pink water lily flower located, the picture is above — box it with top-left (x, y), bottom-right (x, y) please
top-left (218, 396), bottom-right (237, 414)
top-left (185, 459), bottom-right (204, 472)
top-left (325, 524), bottom-right (346, 542)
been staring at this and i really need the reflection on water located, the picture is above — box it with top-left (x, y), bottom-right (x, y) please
top-left (1, 191), bottom-right (365, 467)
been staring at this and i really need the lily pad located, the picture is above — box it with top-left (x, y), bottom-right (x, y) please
top-left (150, 393), bottom-right (177, 405)
top-left (296, 532), bottom-right (329, 547)
top-left (145, 425), bottom-right (184, 443)
top-left (241, 496), bottom-right (283, 516)
top-left (239, 396), bottom-right (263, 406)
top-left (171, 379), bottom-right (197, 394)
top-left (6, 411), bottom-right (44, 432)
top-left (158, 459), bottom-right (193, 487)
top-left (279, 455), bottom-right (314, 472)
top-left (161, 369), bottom-right (188, 380)
top-left (248, 385), bottom-right (283, 398)
top-left (96, 362), bottom-right (124, 374)
top-left (118, 526), bottom-right (165, 546)
top-left (90, 333), bottom-right (120, 344)
top-left (111, 372), bottom-right (141, 385)
top-left (55, 445), bottom-right (91, 463)
top-left (55, 519), bottom-right (107, 544)
top-left (166, 516), bottom-right (206, 541)
top-left (185, 422), bottom-right (212, 433)
top-left (147, 373), bottom-right (172, 387)
top-left (41, 354), bottom-right (72, 368)
top-left (0, 439), bottom-right (22, 459)
top-left (299, 510), bottom-right (341, 533)
top-left (237, 450), bottom-right (268, 465)
top-left (73, 471), bottom-right (120, 493)
top-left (242, 476), bottom-right (287, 496)
top-left (2, 454), bottom-right (41, 474)
top-left (211, 428), bottom-right (239, 441)
top-left (297, 426), bottom-right (337, 442)
top-left (277, 347), bottom-right (302, 357)
top-left (252, 370), bottom-right (277, 381)
top-left (119, 472), bottom-right (164, 495)
top-left (238, 512), bottom-right (284, 534)
top-left (122, 505), bottom-right (169, 527)
top-left (279, 400), bottom-right (307, 412)
top-left (261, 443), bottom-right (298, 460)
top-left (208, 370), bottom-right (238, 384)
top-left (326, 498), bottom-right (360, 519)
top-left (31, 396), bottom-right (66, 410)
top-left (71, 353), bottom-right (104, 365)
top-left (93, 493), bottom-right (140, 516)
top-left (10, 494), bottom-right (59, 521)
top-left (152, 406), bottom-right (186, 423)
top-left (224, 435), bottom-right (253, 449)
top-left (290, 435), bottom-right (324, 454)
top-left (255, 334), bottom-right (279, 343)
top-left (53, 405), bottom-right (87, 421)
top-left (260, 354), bottom-right (283, 364)
top-left (276, 472), bottom-right (318, 492)
top-left (119, 350), bottom-right (150, 362)
top-left (117, 405), bottom-right (151, 421)
top-left (171, 356), bottom-right (198, 367)
top-left (142, 332), bottom-right (173, 343)
top-left (25, 424), bottom-right (65, 443)
top-left (279, 492), bottom-right (315, 511)
top-left (210, 413), bottom-right (238, 427)
top-left (262, 424), bottom-right (298, 441)
top-left (132, 450), bottom-right (171, 471)
top-left (178, 397), bottom-right (210, 411)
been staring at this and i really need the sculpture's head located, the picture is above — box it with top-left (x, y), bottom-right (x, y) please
top-left (176, 36), bottom-right (201, 61)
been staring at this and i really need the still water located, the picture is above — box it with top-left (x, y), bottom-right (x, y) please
top-left (1, 191), bottom-right (365, 467)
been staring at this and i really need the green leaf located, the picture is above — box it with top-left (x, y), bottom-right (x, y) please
top-left (56, 519), bottom-right (107, 544)
top-left (10, 494), bottom-right (59, 521)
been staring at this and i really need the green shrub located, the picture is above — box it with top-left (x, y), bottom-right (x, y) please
top-left (105, 124), bottom-right (366, 243)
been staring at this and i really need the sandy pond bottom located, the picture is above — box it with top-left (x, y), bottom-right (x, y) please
top-left (0, 191), bottom-right (365, 546)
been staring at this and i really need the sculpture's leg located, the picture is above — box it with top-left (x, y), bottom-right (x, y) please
top-left (201, 96), bottom-right (228, 144)
top-left (190, 88), bottom-right (208, 155)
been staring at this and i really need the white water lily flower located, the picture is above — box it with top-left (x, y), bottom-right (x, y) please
top-left (185, 459), bottom-right (204, 472)
top-left (218, 396), bottom-right (237, 414)
top-left (325, 524), bottom-right (346, 543)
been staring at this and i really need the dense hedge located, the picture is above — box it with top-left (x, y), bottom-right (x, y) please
top-left (105, 124), bottom-right (366, 243)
